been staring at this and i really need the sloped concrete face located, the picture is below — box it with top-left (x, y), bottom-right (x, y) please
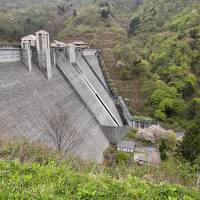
top-left (56, 54), bottom-right (122, 127)
top-left (82, 49), bottom-right (108, 88)
top-left (101, 126), bottom-right (131, 145)
top-left (75, 53), bottom-right (122, 126)
top-left (0, 29), bottom-right (128, 162)
top-left (0, 62), bottom-right (109, 163)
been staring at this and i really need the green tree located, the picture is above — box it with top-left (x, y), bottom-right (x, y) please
top-left (159, 139), bottom-right (168, 161)
top-left (179, 114), bottom-right (200, 162)
top-left (129, 16), bottom-right (140, 34)
top-left (166, 131), bottom-right (177, 151)
top-left (190, 98), bottom-right (200, 116)
top-left (101, 8), bottom-right (111, 18)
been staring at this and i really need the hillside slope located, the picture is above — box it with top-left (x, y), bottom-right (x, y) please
top-left (1, 0), bottom-right (200, 164)
top-left (1, 159), bottom-right (199, 199)
top-left (0, 138), bottom-right (199, 199)
top-left (58, 0), bottom-right (200, 123)
top-left (58, 4), bottom-right (145, 113)
top-left (0, 0), bottom-right (91, 10)
top-left (0, 0), bottom-right (92, 42)
top-left (57, 0), bottom-right (200, 162)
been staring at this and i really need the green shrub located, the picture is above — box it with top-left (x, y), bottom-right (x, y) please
top-left (159, 139), bottom-right (168, 161)
top-left (0, 159), bottom-right (199, 199)
top-left (129, 16), bottom-right (140, 34)
top-left (166, 131), bottom-right (177, 150)
top-left (125, 129), bottom-right (137, 140)
top-left (116, 151), bottom-right (131, 164)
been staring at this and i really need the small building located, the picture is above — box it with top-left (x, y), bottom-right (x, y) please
top-left (72, 41), bottom-right (89, 49)
top-left (117, 141), bottom-right (135, 153)
top-left (51, 40), bottom-right (66, 48)
top-left (21, 35), bottom-right (36, 47)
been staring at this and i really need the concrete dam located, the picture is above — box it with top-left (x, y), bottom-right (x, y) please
top-left (0, 31), bottom-right (132, 162)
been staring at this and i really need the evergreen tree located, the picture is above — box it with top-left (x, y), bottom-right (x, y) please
top-left (179, 114), bottom-right (200, 162)
top-left (129, 16), bottom-right (140, 34)
top-left (159, 139), bottom-right (168, 161)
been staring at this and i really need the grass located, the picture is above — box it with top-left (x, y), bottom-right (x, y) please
top-left (0, 159), bottom-right (200, 199)
top-left (0, 137), bottom-right (200, 193)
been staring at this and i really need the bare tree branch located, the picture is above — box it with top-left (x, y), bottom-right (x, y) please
top-left (45, 108), bottom-right (82, 152)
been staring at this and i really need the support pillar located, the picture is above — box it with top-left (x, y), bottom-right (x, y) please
top-left (53, 49), bottom-right (56, 68)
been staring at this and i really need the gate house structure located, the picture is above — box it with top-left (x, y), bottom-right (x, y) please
top-left (0, 30), bottom-right (148, 162)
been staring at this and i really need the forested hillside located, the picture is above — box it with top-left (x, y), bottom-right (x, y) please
top-left (0, 0), bottom-right (91, 42)
top-left (0, 0), bottom-right (90, 10)
top-left (0, 0), bottom-right (61, 9)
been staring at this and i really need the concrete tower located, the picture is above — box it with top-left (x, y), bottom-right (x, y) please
top-left (36, 30), bottom-right (52, 80)
top-left (21, 40), bottom-right (32, 72)
top-left (68, 43), bottom-right (76, 64)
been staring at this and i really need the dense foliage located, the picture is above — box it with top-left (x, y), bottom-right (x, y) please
top-left (1, 159), bottom-right (200, 199)
top-left (112, 1), bottom-right (200, 125)
top-left (109, 0), bottom-right (200, 161)
top-left (126, 1), bottom-right (200, 162)
top-left (0, 0), bottom-right (92, 42)
top-left (0, 138), bottom-right (200, 199)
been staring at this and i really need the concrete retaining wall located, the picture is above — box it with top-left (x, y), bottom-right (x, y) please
top-left (0, 47), bottom-right (21, 63)
top-left (102, 126), bottom-right (131, 144)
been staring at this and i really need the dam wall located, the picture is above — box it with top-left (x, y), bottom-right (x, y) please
top-left (56, 54), bottom-right (122, 127)
top-left (0, 47), bottom-right (21, 63)
top-left (0, 61), bottom-right (109, 162)
top-left (82, 49), bottom-right (108, 88)
top-left (0, 39), bottom-right (130, 162)
top-left (75, 53), bottom-right (122, 126)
